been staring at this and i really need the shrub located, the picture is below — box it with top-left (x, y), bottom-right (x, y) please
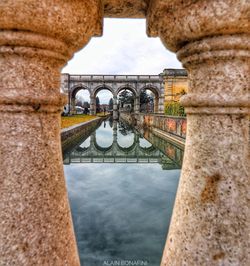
top-left (165, 102), bottom-right (186, 117)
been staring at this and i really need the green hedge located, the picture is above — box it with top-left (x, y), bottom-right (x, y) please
top-left (165, 102), bottom-right (186, 117)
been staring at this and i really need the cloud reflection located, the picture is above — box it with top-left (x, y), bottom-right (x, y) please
top-left (65, 164), bottom-right (180, 265)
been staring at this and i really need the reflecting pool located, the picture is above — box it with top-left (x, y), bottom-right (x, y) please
top-left (63, 119), bottom-right (183, 266)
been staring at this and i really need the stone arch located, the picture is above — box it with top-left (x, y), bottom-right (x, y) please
top-left (116, 141), bottom-right (137, 153)
top-left (70, 84), bottom-right (91, 99)
top-left (139, 85), bottom-right (161, 113)
top-left (117, 85), bottom-right (138, 112)
top-left (138, 145), bottom-right (156, 154)
top-left (116, 84), bottom-right (138, 97)
top-left (140, 84), bottom-right (160, 97)
top-left (92, 84), bottom-right (114, 98)
top-left (70, 85), bottom-right (91, 114)
top-left (116, 130), bottom-right (137, 152)
top-left (93, 140), bottom-right (113, 153)
top-left (91, 84), bottom-right (115, 114)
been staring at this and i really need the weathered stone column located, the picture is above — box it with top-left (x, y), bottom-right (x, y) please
top-left (71, 97), bottom-right (76, 115)
top-left (0, 1), bottom-right (102, 265)
top-left (90, 132), bottom-right (96, 146)
top-left (113, 120), bottom-right (118, 142)
top-left (90, 96), bottom-right (96, 115)
top-left (135, 96), bottom-right (140, 114)
top-left (147, 1), bottom-right (249, 265)
top-left (134, 132), bottom-right (139, 144)
top-left (113, 96), bottom-right (118, 120)
top-left (158, 96), bottom-right (164, 114)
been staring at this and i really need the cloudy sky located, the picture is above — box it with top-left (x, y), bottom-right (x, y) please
top-left (62, 18), bottom-right (182, 104)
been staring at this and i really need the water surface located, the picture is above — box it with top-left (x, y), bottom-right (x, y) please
top-left (63, 119), bottom-right (183, 266)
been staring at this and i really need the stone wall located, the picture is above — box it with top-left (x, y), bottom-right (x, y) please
top-left (143, 129), bottom-right (184, 168)
top-left (120, 112), bottom-right (186, 144)
top-left (161, 68), bottom-right (188, 104)
top-left (61, 117), bottom-right (102, 152)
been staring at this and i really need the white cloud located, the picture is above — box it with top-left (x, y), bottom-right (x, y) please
top-left (62, 18), bottom-right (182, 75)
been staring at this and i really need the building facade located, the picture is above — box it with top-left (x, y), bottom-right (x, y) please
top-left (161, 68), bottom-right (188, 104)
top-left (61, 69), bottom-right (188, 116)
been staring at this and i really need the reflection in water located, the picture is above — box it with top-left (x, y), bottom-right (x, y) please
top-left (63, 119), bottom-right (183, 266)
top-left (63, 120), bottom-right (183, 168)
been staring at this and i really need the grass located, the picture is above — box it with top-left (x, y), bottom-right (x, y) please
top-left (61, 114), bottom-right (97, 129)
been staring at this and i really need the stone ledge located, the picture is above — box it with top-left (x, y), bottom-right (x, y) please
top-left (61, 117), bottom-right (103, 152)
top-left (152, 128), bottom-right (185, 148)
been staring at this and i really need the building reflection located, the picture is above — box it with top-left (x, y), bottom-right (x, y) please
top-left (63, 119), bottom-right (184, 169)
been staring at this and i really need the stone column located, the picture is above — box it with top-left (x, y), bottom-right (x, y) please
top-left (0, 1), bottom-right (102, 265)
top-left (71, 97), bottom-right (76, 115)
top-left (135, 96), bottom-right (140, 114)
top-left (67, 92), bottom-right (71, 115)
top-left (113, 120), bottom-right (118, 142)
top-left (113, 96), bottom-right (118, 120)
top-left (147, 1), bottom-right (249, 265)
top-left (134, 133), bottom-right (139, 144)
top-left (154, 96), bottom-right (159, 113)
top-left (90, 132), bottom-right (96, 146)
top-left (158, 96), bottom-right (164, 114)
top-left (90, 96), bottom-right (96, 115)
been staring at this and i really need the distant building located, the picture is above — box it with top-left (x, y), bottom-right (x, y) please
top-left (160, 69), bottom-right (188, 104)
top-left (61, 69), bottom-right (188, 114)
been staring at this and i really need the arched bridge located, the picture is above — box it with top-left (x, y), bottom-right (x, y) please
top-left (61, 74), bottom-right (165, 118)
top-left (63, 121), bottom-right (181, 170)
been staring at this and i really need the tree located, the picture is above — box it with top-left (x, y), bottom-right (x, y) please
top-left (119, 121), bottom-right (133, 135)
top-left (140, 90), bottom-right (154, 112)
top-left (118, 90), bottom-right (134, 108)
top-left (96, 96), bottom-right (100, 113)
top-left (83, 101), bottom-right (90, 114)
top-left (140, 90), bottom-right (152, 105)
top-left (83, 101), bottom-right (90, 108)
top-left (109, 98), bottom-right (113, 111)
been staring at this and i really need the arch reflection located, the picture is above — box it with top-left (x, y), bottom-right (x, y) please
top-left (63, 119), bottom-right (183, 169)
top-left (95, 120), bottom-right (113, 149)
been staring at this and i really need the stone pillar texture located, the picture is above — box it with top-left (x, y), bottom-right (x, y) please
top-left (113, 120), bottom-right (118, 142)
top-left (147, 0), bottom-right (249, 265)
top-left (158, 96), bottom-right (164, 113)
top-left (0, 1), bottom-right (102, 265)
top-left (135, 96), bottom-right (140, 114)
top-left (113, 96), bottom-right (118, 120)
top-left (153, 96), bottom-right (159, 113)
top-left (71, 97), bottom-right (76, 114)
top-left (90, 96), bottom-right (96, 115)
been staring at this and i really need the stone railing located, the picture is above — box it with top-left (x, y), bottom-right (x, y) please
top-left (120, 112), bottom-right (186, 144)
top-left (68, 74), bottom-right (162, 83)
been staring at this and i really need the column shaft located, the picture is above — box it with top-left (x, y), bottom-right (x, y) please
top-left (0, 44), bottom-right (80, 266)
top-left (90, 97), bottom-right (96, 115)
top-left (147, 1), bottom-right (250, 264)
top-left (0, 1), bottom-right (103, 265)
top-left (135, 96), bottom-right (140, 114)
top-left (163, 41), bottom-right (250, 264)
top-left (113, 96), bottom-right (118, 120)
top-left (158, 97), bottom-right (164, 114)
